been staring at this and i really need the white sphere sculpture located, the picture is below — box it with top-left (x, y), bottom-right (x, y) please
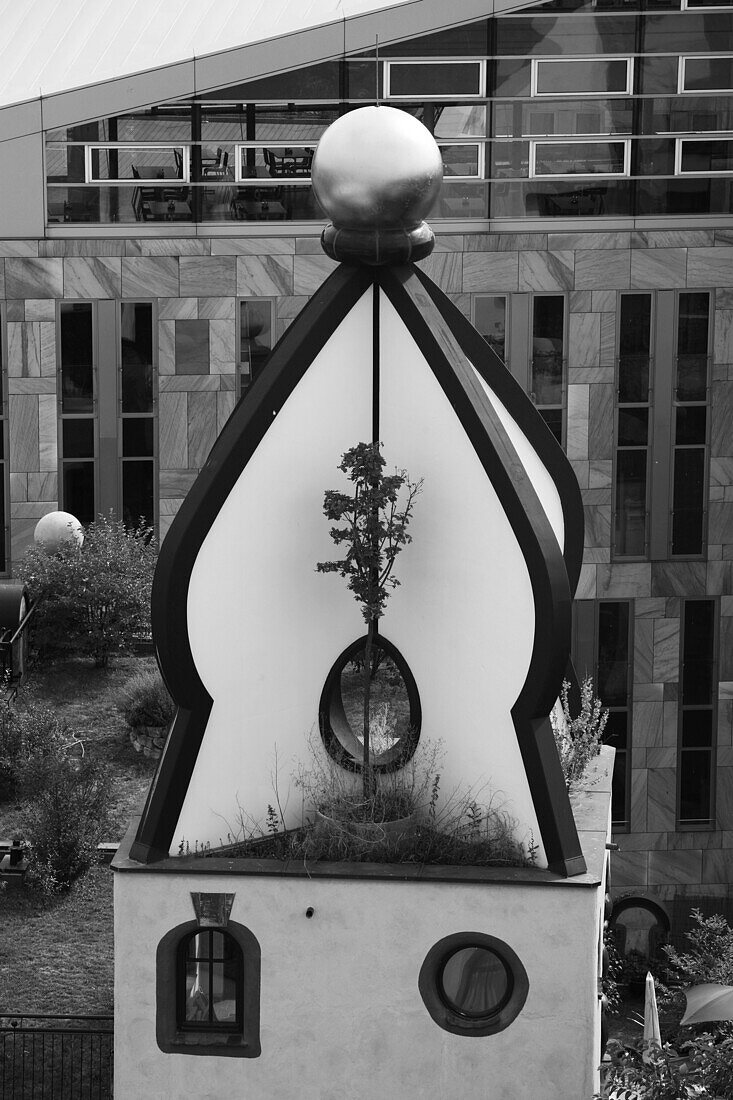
top-left (34, 511), bottom-right (84, 554)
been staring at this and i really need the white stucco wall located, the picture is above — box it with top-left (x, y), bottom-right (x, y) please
top-left (173, 286), bottom-right (570, 863)
top-left (114, 866), bottom-right (602, 1100)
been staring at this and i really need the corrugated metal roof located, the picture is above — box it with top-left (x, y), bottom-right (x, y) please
top-left (0, 0), bottom-right (408, 109)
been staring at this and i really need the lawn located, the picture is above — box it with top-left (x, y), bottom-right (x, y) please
top-left (0, 653), bottom-right (159, 1014)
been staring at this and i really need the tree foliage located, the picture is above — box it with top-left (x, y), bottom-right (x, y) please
top-left (19, 514), bottom-right (157, 667)
top-left (317, 442), bottom-right (422, 795)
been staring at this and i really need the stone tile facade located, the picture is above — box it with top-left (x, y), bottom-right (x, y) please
top-left (5, 225), bottom-right (733, 899)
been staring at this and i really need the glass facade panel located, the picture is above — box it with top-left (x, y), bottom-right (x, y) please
top-left (615, 294), bottom-right (652, 559)
top-left (614, 450), bottom-right (648, 556)
top-left (532, 140), bottom-right (627, 175)
top-left (386, 61), bottom-right (484, 97)
top-left (239, 300), bottom-right (275, 396)
top-left (473, 296), bottom-right (507, 361)
top-left (680, 138), bottom-right (733, 172)
top-left (120, 302), bottom-right (156, 531)
top-left (671, 291), bottom-right (709, 556)
top-left (678, 599), bottom-right (716, 826)
top-left (596, 601), bottom-right (631, 828)
top-left (60, 304), bottom-right (94, 413)
top-left (531, 296), bottom-right (565, 444)
top-left (439, 144), bottom-right (481, 176)
top-left (682, 55), bottom-right (733, 90)
top-left (534, 59), bottom-right (630, 95)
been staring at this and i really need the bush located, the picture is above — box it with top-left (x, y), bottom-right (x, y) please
top-left (551, 677), bottom-right (608, 790)
top-left (20, 754), bottom-right (113, 893)
top-left (0, 697), bottom-right (78, 798)
top-left (18, 513), bottom-right (157, 667)
top-left (118, 667), bottom-right (174, 729)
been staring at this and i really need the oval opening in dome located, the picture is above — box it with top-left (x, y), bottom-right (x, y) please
top-left (318, 635), bottom-right (421, 772)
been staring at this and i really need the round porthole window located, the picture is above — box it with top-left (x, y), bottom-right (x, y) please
top-left (318, 635), bottom-right (421, 772)
top-left (419, 933), bottom-right (529, 1036)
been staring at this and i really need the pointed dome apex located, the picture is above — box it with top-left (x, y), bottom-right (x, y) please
top-left (312, 106), bottom-right (443, 266)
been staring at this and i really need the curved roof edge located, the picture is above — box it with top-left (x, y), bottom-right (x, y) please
top-left (1, 0), bottom-right (536, 140)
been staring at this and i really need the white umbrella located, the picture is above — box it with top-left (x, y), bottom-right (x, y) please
top-left (681, 982), bottom-right (733, 1026)
top-left (642, 971), bottom-right (661, 1062)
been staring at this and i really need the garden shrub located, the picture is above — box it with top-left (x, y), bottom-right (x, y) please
top-left (18, 513), bottom-right (157, 667)
top-left (118, 667), bottom-right (174, 729)
top-left (20, 754), bottom-right (113, 893)
top-left (0, 697), bottom-right (77, 798)
top-left (551, 676), bottom-right (608, 790)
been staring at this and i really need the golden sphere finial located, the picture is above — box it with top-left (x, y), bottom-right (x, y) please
top-left (311, 106), bottom-right (443, 265)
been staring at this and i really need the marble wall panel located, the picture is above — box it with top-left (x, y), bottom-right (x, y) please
top-left (587, 383), bottom-right (613, 461)
top-left (718, 700), bottom-right (733, 746)
top-left (717, 766), bottom-right (733, 829)
top-left (159, 298), bottom-right (198, 320)
top-left (199, 298), bottom-right (236, 321)
top-left (415, 253), bottom-right (462, 293)
top-left (635, 597), bottom-right (667, 617)
top-left (278, 296), bottom-right (309, 319)
top-left (647, 230), bottom-right (714, 247)
top-left (6, 302), bottom-right (23, 322)
top-left (175, 319), bottom-right (209, 375)
top-left (159, 497), bottom-right (185, 515)
top-left (517, 250), bottom-right (574, 291)
top-left (591, 290), bottom-right (617, 312)
top-left (701, 848), bottom-right (733, 884)
top-left (160, 376), bottom-right (219, 392)
top-left (570, 291), bottom-right (592, 312)
top-left (9, 395), bottom-right (39, 473)
top-left (599, 313), bottom-right (616, 365)
top-left (716, 287), bottom-right (733, 308)
top-left (5, 259), bottom-right (63, 299)
top-left (634, 618), bottom-right (654, 683)
top-left (159, 469), bottom-right (197, 497)
top-left (575, 250), bottom-right (631, 289)
top-left (158, 320), bottom-right (175, 376)
top-left (121, 258), bottom-right (179, 298)
top-left (630, 249), bottom-right (686, 289)
top-left (653, 618), bottom-right (681, 682)
top-left (63, 258), bottom-right (121, 298)
top-left (668, 829), bottom-right (719, 849)
top-left (549, 233), bottom-right (630, 251)
top-left (27, 472), bottom-right (57, 500)
top-left (596, 562), bottom-right (651, 598)
top-left (180, 257), bottom-right (237, 298)
top-left (715, 310), bottom-right (733, 366)
top-left (568, 367), bottom-right (613, 384)
top-left (652, 562), bottom-right (707, 597)
top-left (634, 682), bottom-right (663, 701)
top-left (719, 615), bottom-right (733, 681)
top-left (9, 473), bottom-right (26, 502)
top-left (575, 563), bottom-right (597, 598)
top-left (687, 247), bottom-right (733, 287)
top-left (634, 701), bottom-right (664, 747)
top-left (568, 312), bottom-right (600, 370)
top-left (0, 242), bottom-right (37, 257)
top-left (209, 320), bottom-right (235, 374)
top-left (711, 383), bottom-right (733, 457)
top-left (467, 233), bottom-right (547, 252)
top-left (25, 299), bottom-right (55, 321)
top-left (584, 504), bottom-right (610, 547)
top-left (648, 848), bottom-right (704, 886)
top-left (583, 547), bottom-right (610, 563)
top-left (630, 768), bottom-right (648, 832)
top-left (570, 459), bottom-right (589, 488)
top-left (39, 323), bottom-right (55, 376)
top-left (462, 251), bottom-right (519, 292)
top-left (710, 457), bottom-right (733, 487)
top-left (611, 849), bottom-right (648, 887)
top-left (126, 239), bottom-right (209, 256)
top-left (710, 503), bottom-right (733, 545)
top-left (645, 747), bottom-right (676, 768)
top-left (11, 514), bottom-right (50, 566)
top-left (217, 391), bottom-right (236, 432)
top-left (239, 256), bottom-right (296, 296)
top-left (187, 391), bottom-right (218, 469)
top-left (614, 831), bottom-right (666, 851)
top-left (7, 322), bottom-right (40, 377)
top-left (213, 237), bottom-right (296, 256)
top-left (9, 379), bottom-right (57, 395)
top-left (159, 392), bottom-right (187, 470)
top-left (40, 240), bottom-right (125, 257)
top-left (38, 394), bottom-right (57, 471)
top-left (566, 383), bottom-right (588, 462)
top-left (589, 460), bottom-right (612, 488)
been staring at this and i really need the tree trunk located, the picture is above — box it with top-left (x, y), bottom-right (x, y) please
top-left (362, 619), bottom-right (375, 800)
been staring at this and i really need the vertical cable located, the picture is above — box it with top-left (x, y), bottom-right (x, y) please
top-left (373, 282), bottom-right (380, 443)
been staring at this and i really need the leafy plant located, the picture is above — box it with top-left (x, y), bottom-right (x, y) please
top-left (600, 1033), bottom-right (733, 1099)
top-left (657, 908), bottom-right (733, 1029)
top-left (18, 513), bottom-right (157, 667)
top-left (20, 754), bottom-right (113, 893)
top-left (550, 676), bottom-right (608, 790)
top-left (317, 442), bottom-right (422, 797)
top-left (0, 696), bottom-right (81, 799)
top-left (118, 667), bottom-right (174, 729)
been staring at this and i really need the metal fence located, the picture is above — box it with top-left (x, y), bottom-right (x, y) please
top-left (0, 1014), bottom-right (113, 1099)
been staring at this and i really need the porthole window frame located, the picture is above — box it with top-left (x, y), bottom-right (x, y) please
top-left (318, 634), bottom-right (421, 773)
top-left (418, 932), bottom-right (529, 1037)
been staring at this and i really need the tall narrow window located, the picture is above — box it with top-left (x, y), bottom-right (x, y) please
top-left (678, 600), bottom-right (717, 827)
top-left (596, 601), bottom-right (632, 830)
top-left (120, 302), bottom-right (155, 529)
top-left (59, 302), bottom-right (96, 525)
top-left (0, 308), bottom-right (6, 572)
top-left (473, 295), bottom-right (507, 363)
top-left (238, 299), bottom-right (275, 398)
top-left (530, 295), bottom-right (565, 445)
top-left (671, 292), bottom-right (710, 557)
top-left (613, 294), bottom-right (652, 559)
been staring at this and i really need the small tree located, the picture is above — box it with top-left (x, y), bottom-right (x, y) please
top-left (19, 513), bottom-right (157, 667)
top-left (317, 442), bottom-right (422, 798)
top-left (551, 677), bottom-right (608, 790)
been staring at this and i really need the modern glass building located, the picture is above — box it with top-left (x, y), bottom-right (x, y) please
top-left (2, 0), bottom-right (733, 906)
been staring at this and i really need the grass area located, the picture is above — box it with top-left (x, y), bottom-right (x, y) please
top-left (0, 653), bottom-right (159, 1013)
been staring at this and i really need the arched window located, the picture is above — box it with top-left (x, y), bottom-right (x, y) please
top-left (176, 929), bottom-right (244, 1031)
top-left (157, 919), bottom-right (261, 1057)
